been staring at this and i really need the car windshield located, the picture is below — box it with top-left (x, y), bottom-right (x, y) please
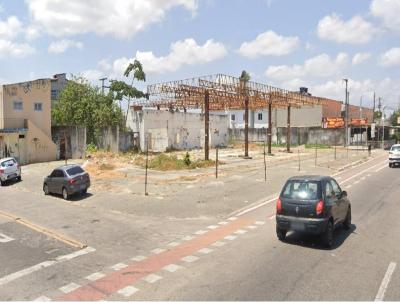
top-left (66, 166), bottom-right (84, 176)
top-left (0, 159), bottom-right (15, 168)
top-left (281, 180), bottom-right (321, 200)
top-left (391, 146), bottom-right (400, 152)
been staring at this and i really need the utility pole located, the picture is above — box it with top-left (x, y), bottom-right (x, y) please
top-left (343, 79), bottom-right (349, 147)
top-left (99, 77), bottom-right (108, 94)
top-left (372, 92), bottom-right (376, 123)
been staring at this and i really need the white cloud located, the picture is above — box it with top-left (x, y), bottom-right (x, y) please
top-left (48, 39), bottom-right (83, 54)
top-left (112, 38), bottom-right (227, 75)
top-left (379, 47), bottom-right (400, 67)
top-left (238, 30), bottom-right (299, 58)
top-left (25, 25), bottom-right (41, 40)
top-left (266, 52), bottom-right (349, 81)
top-left (352, 52), bottom-right (371, 65)
top-left (0, 16), bottom-right (23, 40)
top-left (317, 14), bottom-right (378, 44)
top-left (0, 40), bottom-right (35, 58)
top-left (370, 0), bottom-right (400, 32)
top-left (26, 0), bottom-right (198, 39)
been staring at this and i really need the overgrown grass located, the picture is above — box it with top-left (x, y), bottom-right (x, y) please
top-left (135, 153), bottom-right (215, 171)
top-left (305, 143), bottom-right (331, 149)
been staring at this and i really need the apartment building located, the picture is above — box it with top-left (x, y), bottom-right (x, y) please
top-left (0, 78), bottom-right (57, 163)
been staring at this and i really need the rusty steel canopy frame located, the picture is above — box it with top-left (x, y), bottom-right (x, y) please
top-left (146, 74), bottom-right (328, 159)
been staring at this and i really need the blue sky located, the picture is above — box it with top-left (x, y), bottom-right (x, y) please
top-left (0, 0), bottom-right (399, 109)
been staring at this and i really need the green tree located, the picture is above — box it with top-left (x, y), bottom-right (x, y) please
top-left (109, 59), bottom-right (147, 125)
top-left (52, 77), bottom-right (124, 144)
top-left (390, 109), bottom-right (400, 126)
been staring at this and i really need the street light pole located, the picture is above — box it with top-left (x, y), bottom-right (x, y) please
top-left (382, 105), bottom-right (386, 149)
top-left (343, 79), bottom-right (349, 147)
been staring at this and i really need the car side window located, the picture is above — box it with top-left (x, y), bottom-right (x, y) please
top-left (325, 182), bottom-right (334, 199)
top-left (330, 179), bottom-right (342, 197)
top-left (50, 170), bottom-right (58, 177)
top-left (56, 170), bottom-right (65, 178)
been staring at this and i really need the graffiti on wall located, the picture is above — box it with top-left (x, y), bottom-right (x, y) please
top-left (4, 80), bottom-right (49, 97)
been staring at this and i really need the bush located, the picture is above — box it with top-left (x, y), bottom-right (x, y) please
top-left (183, 152), bottom-right (191, 166)
top-left (86, 143), bottom-right (98, 153)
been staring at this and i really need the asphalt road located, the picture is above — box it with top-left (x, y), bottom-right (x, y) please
top-left (0, 151), bottom-right (398, 301)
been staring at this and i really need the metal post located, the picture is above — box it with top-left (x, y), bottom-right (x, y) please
top-left (215, 147), bottom-right (218, 179)
top-left (315, 141), bottom-right (318, 167)
top-left (145, 134), bottom-right (149, 196)
top-left (287, 105), bottom-right (291, 153)
top-left (268, 102), bottom-right (272, 155)
top-left (263, 138), bottom-right (267, 181)
top-left (343, 79), bottom-right (349, 147)
top-left (64, 130), bottom-right (67, 165)
top-left (244, 96), bottom-right (249, 158)
top-left (204, 91), bottom-right (210, 161)
top-left (298, 148), bottom-right (301, 172)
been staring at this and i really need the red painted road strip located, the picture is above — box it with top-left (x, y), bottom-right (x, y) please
top-left (58, 218), bottom-right (254, 301)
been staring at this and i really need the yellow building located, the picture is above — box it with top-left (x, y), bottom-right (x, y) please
top-left (0, 78), bottom-right (57, 164)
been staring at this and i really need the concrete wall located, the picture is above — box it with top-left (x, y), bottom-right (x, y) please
top-left (52, 126), bottom-right (86, 160)
top-left (129, 109), bottom-right (229, 152)
top-left (213, 105), bottom-right (322, 129)
top-left (229, 127), bottom-right (345, 146)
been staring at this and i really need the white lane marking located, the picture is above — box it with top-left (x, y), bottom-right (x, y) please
top-left (110, 263), bottom-right (128, 271)
top-left (269, 215), bottom-right (276, 220)
top-left (340, 161), bottom-right (387, 185)
top-left (55, 247), bottom-right (96, 261)
top-left (59, 282), bottom-right (81, 294)
top-left (198, 248), bottom-right (214, 254)
top-left (182, 255), bottom-right (199, 263)
top-left (354, 180), bottom-right (360, 184)
top-left (118, 286), bottom-right (139, 297)
top-left (167, 242), bottom-right (180, 247)
top-left (375, 164), bottom-right (388, 172)
top-left (131, 255), bottom-right (147, 262)
top-left (247, 225), bottom-right (258, 230)
top-left (361, 176), bottom-right (366, 181)
top-left (0, 247), bottom-right (95, 286)
top-left (0, 233), bottom-right (15, 243)
top-left (218, 221), bottom-right (229, 225)
top-left (375, 262), bottom-right (397, 301)
top-left (227, 217), bottom-right (238, 221)
top-left (345, 185), bottom-right (352, 189)
top-left (367, 174), bottom-right (372, 177)
top-left (236, 196), bottom-right (278, 217)
top-left (234, 229), bottom-right (248, 235)
top-left (86, 272), bottom-right (105, 281)
top-left (224, 235), bottom-right (237, 241)
top-left (255, 221), bottom-right (266, 225)
top-left (142, 274), bottom-right (162, 284)
top-left (33, 296), bottom-right (51, 302)
top-left (194, 230), bottom-right (208, 235)
top-left (336, 176), bottom-right (342, 180)
top-left (151, 248), bottom-right (166, 254)
top-left (207, 225), bottom-right (219, 230)
top-left (163, 264), bottom-right (183, 273)
top-left (182, 236), bottom-right (194, 241)
top-left (211, 241), bottom-right (226, 247)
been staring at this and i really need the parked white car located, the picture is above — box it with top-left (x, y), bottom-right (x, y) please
top-left (389, 144), bottom-right (400, 168)
top-left (0, 157), bottom-right (21, 186)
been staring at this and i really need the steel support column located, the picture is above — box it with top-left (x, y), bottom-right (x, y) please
top-left (244, 96), bottom-right (249, 157)
top-left (287, 105), bottom-right (291, 153)
top-left (204, 90), bottom-right (210, 161)
top-left (268, 102), bottom-right (272, 155)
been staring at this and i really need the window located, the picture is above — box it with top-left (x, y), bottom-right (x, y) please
top-left (231, 114), bottom-right (236, 121)
top-left (325, 182), bottom-right (334, 199)
top-left (34, 103), bottom-right (43, 111)
top-left (13, 101), bottom-right (23, 111)
top-left (66, 166), bottom-right (84, 176)
top-left (282, 180), bottom-right (320, 200)
top-left (330, 179), bottom-right (342, 196)
top-left (258, 113), bottom-right (263, 121)
top-left (51, 89), bottom-right (58, 100)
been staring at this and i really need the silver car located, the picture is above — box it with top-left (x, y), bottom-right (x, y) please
top-left (389, 144), bottom-right (400, 168)
top-left (43, 165), bottom-right (90, 200)
top-left (0, 157), bottom-right (21, 186)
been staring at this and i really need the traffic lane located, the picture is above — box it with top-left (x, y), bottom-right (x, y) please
top-left (0, 220), bottom-right (76, 279)
top-left (131, 157), bottom-right (399, 301)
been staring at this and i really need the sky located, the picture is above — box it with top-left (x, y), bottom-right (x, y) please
top-left (0, 0), bottom-right (400, 110)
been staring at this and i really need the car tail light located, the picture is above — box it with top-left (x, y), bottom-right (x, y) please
top-left (276, 198), bottom-right (282, 214)
top-left (316, 200), bottom-right (324, 215)
top-left (69, 179), bottom-right (76, 185)
top-left (0, 169), bottom-right (4, 174)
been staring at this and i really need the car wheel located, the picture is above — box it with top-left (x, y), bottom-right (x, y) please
top-left (276, 226), bottom-right (287, 241)
top-left (322, 220), bottom-right (334, 248)
top-left (43, 184), bottom-right (49, 195)
top-left (343, 207), bottom-right (351, 230)
top-left (62, 188), bottom-right (69, 200)
top-left (0, 180), bottom-right (3, 186)
top-left (17, 176), bottom-right (21, 181)
top-left (389, 163), bottom-right (392, 168)
top-left (82, 188), bottom-right (87, 195)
